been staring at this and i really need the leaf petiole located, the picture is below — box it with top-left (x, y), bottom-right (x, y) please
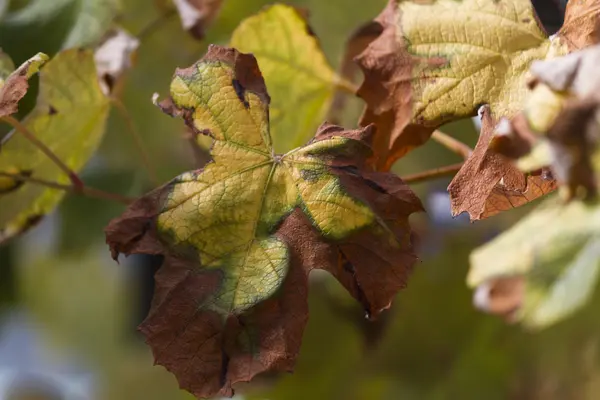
top-left (431, 130), bottom-right (472, 159)
top-left (401, 162), bottom-right (464, 184)
top-left (0, 171), bottom-right (133, 205)
top-left (110, 98), bottom-right (160, 185)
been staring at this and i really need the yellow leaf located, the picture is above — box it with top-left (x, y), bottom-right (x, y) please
top-left (0, 49), bottom-right (110, 242)
top-left (230, 4), bottom-right (338, 153)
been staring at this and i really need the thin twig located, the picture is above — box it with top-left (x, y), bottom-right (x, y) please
top-left (431, 130), bottom-right (472, 159)
top-left (401, 162), bottom-right (464, 184)
top-left (333, 75), bottom-right (359, 95)
top-left (1, 116), bottom-right (84, 189)
top-left (111, 98), bottom-right (160, 185)
top-left (0, 172), bottom-right (134, 205)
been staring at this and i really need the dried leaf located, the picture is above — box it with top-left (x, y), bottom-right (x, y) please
top-left (173, 0), bottom-right (223, 40)
top-left (448, 106), bottom-right (556, 220)
top-left (356, 0), bottom-right (556, 170)
top-left (557, 0), bottom-right (600, 51)
top-left (106, 45), bottom-right (422, 398)
top-left (470, 197), bottom-right (600, 330)
top-left (0, 49), bottom-right (110, 242)
top-left (0, 52), bottom-right (48, 118)
top-left (94, 28), bottom-right (140, 96)
top-left (229, 4), bottom-right (338, 153)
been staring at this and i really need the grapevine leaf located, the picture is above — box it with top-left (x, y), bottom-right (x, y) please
top-left (448, 105), bottom-right (556, 220)
top-left (557, 0), bottom-right (600, 51)
top-left (0, 49), bottom-right (110, 242)
top-left (105, 45), bottom-right (422, 399)
top-left (470, 197), bottom-right (600, 330)
top-left (0, 52), bottom-right (48, 118)
top-left (229, 4), bottom-right (338, 153)
top-left (357, 0), bottom-right (556, 171)
top-left (172, 0), bottom-right (224, 40)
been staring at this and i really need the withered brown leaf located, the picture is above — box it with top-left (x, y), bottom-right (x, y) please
top-left (557, 0), bottom-right (600, 51)
top-left (448, 106), bottom-right (556, 220)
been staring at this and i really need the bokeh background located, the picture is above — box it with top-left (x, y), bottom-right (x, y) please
top-left (4, 1), bottom-right (599, 399)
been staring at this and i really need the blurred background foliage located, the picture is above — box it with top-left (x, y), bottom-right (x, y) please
top-left (1, 0), bottom-right (599, 399)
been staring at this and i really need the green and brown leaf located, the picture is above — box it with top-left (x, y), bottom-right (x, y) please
top-left (105, 45), bottom-right (422, 398)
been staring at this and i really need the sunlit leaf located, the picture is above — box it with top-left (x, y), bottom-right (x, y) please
top-left (106, 45), bottom-right (422, 399)
top-left (230, 4), bottom-right (339, 153)
top-left (0, 49), bottom-right (110, 242)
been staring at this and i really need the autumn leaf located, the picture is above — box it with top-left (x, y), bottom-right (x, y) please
top-left (229, 4), bottom-right (340, 153)
top-left (557, 0), bottom-right (600, 51)
top-left (355, 0), bottom-right (600, 219)
top-left (105, 45), bottom-right (422, 399)
top-left (0, 52), bottom-right (48, 118)
top-left (448, 105), bottom-right (556, 220)
top-left (357, 0), bottom-right (557, 171)
top-left (0, 49), bottom-right (110, 242)
top-left (470, 197), bottom-right (600, 330)
top-left (172, 0), bottom-right (224, 40)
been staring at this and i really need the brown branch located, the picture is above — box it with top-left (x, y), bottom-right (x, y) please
top-left (431, 130), bottom-right (472, 159)
top-left (111, 98), bottom-right (160, 185)
top-left (2, 115), bottom-right (84, 189)
top-left (401, 162), bottom-right (464, 184)
top-left (0, 172), bottom-right (134, 205)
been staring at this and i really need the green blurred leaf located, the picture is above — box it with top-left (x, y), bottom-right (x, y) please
top-left (470, 197), bottom-right (600, 329)
top-left (0, 49), bottom-right (110, 242)
top-left (0, 0), bottom-right (120, 62)
top-left (230, 4), bottom-right (339, 153)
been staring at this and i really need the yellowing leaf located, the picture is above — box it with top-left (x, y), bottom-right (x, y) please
top-left (0, 49), bottom-right (110, 242)
top-left (230, 4), bottom-right (338, 153)
top-left (0, 52), bottom-right (48, 117)
top-left (358, 0), bottom-right (559, 170)
top-left (469, 197), bottom-right (600, 329)
top-left (106, 45), bottom-right (422, 399)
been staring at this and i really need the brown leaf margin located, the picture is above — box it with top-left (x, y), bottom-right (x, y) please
top-left (106, 47), bottom-right (424, 397)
